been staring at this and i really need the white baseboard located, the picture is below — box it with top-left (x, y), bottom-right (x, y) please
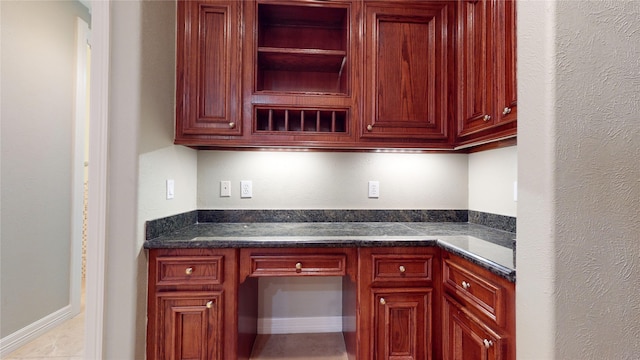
top-left (0, 305), bottom-right (73, 357)
top-left (257, 316), bottom-right (343, 335)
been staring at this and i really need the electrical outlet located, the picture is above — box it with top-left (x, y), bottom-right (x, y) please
top-left (240, 180), bottom-right (252, 198)
top-left (220, 181), bottom-right (231, 197)
top-left (166, 179), bottom-right (175, 200)
top-left (513, 181), bottom-right (518, 202)
top-left (368, 181), bottom-right (379, 198)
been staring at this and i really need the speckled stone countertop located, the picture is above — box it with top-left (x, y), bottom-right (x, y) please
top-left (144, 221), bottom-right (516, 282)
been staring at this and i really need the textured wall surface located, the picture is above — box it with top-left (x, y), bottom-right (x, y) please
top-left (518, 1), bottom-right (640, 359)
top-left (554, 1), bottom-right (640, 358)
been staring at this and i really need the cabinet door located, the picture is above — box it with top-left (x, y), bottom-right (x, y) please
top-left (494, 0), bottom-right (517, 125)
top-left (456, 0), bottom-right (494, 137)
top-left (363, 2), bottom-right (453, 141)
top-left (373, 288), bottom-right (432, 360)
top-left (156, 291), bottom-right (223, 360)
top-left (443, 295), bottom-right (507, 360)
top-left (176, 0), bottom-right (242, 141)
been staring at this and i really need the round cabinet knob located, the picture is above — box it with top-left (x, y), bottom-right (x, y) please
top-left (185, 267), bottom-right (193, 275)
top-left (229, 122), bottom-right (235, 129)
top-left (462, 281), bottom-right (471, 289)
top-left (483, 339), bottom-right (494, 348)
top-left (399, 265), bottom-right (406, 273)
top-left (367, 124), bottom-right (373, 131)
top-left (379, 298), bottom-right (386, 305)
top-left (483, 115), bottom-right (491, 122)
top-left (206, 301), bottom-right (213, 309)
top-left (295, 262), bottom-right (302, 271)
top-left (503, 107), bottom-right (512, 115)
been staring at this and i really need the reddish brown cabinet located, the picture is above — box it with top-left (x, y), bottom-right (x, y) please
top-left (361, 1), bottom-right (455, 145)
top-left (456, 0), bottom-right (517, 146)
top-left (442, 252), bottom-right (515, 360)
top-left (175, 0), bottom-right (243, 144)
top-left (174, 0), bottom-right (517, 150)
top-left (359, 247), bottom-right (440, 360)
top-left (147, 248), bottom-right (239, 360)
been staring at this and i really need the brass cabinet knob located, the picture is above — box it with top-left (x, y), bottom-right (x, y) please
top-left (367, 124), bottom-right (373, 131)
top-left (502, 107), bottom-right (512, 115)
top-left (399, 265), bottom-right (406, 273)
top-left (295, 262), bottom-right (302, 271)
top-left (482, 115), bottom-right (491, 122)
top-left (379, 297), bottom-right (386, 305)
top-left (185, 267), bottom-right (193, 275)
top-left (483, 339), bottom-right (494, 348)
top-left (462, 281), bottom-right (471, 289)
top-left (206, 301), bottom-right (213, 309)
top-left (229, 122), bottom-right (235, 129)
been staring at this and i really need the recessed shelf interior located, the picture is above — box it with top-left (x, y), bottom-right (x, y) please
top-left (256, 3), bottom-right (349, 94)
top-left (255, 107), bottom-right (348, 133)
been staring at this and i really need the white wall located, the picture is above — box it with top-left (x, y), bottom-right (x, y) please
top-left (0, 0), bottom-right (90, 340)
top-left (198, 151), bottom-right (468, 209)
top-left (103, 0), bottom-right (198, 358)
top-left (518, 1), bottom-right (640, 358)
top-left (468, 146), bottom-right (517, 217)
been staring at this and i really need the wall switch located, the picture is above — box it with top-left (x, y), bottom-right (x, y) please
top-left (513, 181), bottom-right (518, 202)
top-left (240, 180), bottom-right (252, 198)
top-left (368, 180), bottom-right (380, 198)
top-left (220, 181), bottom-right (231, 197)
top-left (166, 179), bottom-right (175, 200)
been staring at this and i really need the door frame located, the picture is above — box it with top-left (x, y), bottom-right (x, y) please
top-left (84, 0), bottom-right (109, 357)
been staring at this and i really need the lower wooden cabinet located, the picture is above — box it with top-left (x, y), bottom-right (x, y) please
top-left (156, 292), bottom-right (223, 360)
top-left (147, 247), bottom-right (514, 359)
top-left (443, 294), bottom-right (507, 360)
top-left (373, 288), bottom-right (432, 360)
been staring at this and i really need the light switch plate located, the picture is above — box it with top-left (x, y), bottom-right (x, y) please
top-left (166, 179), bottom-right (175, 200)
top-left (220, 181), bottom-right (231, 197)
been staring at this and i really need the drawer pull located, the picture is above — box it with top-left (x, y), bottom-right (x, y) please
top-left (295, 262), bottom-right (302, 272)
top-left (483, 339), bottom-right (493, 348)
top-left (185, 267), bottom-right (193, 275)
top-left (462, 281), bottom-right (471, 289)
top-left (206, 301), bottom-right (213, 309)
top-left (502, 107), bottom-right (512, 115)
top-left (379, 297), bottom-right (386, 305)
top-left (483, 114), bottom-right (491, 122)
top-left (399, 265), bottom-right (406, 273)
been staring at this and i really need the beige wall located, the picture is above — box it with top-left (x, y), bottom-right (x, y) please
top-left (198, 151), bottom-right (469, 210)
top-left (0, 0), bottom-right (90, 339)
top-left (517, 1), bottom-right (640, 358)
top-left (468, 146), bottom-right (517, 217)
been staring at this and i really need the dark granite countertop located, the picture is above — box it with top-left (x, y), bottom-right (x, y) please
top-left (144, 221), bottom-right (516, 282)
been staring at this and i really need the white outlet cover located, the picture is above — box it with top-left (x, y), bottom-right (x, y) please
top-left (240, 180), bottom-right (252, 198)
top-left (368, 181), bottom-right (380, 198)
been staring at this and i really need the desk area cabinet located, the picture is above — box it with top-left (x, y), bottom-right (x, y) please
top-left (146, 246), bottom-right (515, 359)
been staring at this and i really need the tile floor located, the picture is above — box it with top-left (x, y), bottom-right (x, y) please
top-left (250, 332), bottom-right (349, 360)
top-left (3, 311), bottom-right (84, 360)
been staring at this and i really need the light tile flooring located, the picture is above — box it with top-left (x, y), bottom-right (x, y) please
top-left (250, 333), bottom-right (349, 360)
top-left (4, 288), bottom-right (85, 360)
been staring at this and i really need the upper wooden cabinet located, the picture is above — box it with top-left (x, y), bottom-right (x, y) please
top-left (174, 0), bottom-right (516, 150)
top-left (361, 1), bottom-right (454, 144)
top-left (456, 0), bottom-right (517, 146)
top-left (175, 0), bottom-right (242, 144)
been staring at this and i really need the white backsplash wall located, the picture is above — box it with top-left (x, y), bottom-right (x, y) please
top-left (468, 146), bottom-right (518, 217)
top-left (198, 151), bottom-right (469, 209)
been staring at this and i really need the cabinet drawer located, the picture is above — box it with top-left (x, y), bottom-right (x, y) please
top-left (443, 258), bottom-right (504, 324)
top-left (247, 254), bottom-right (347, 277)
top-left (371, 254), bottom-right (433, 284)
top-left (155, 256), bottom-right (224, 286)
